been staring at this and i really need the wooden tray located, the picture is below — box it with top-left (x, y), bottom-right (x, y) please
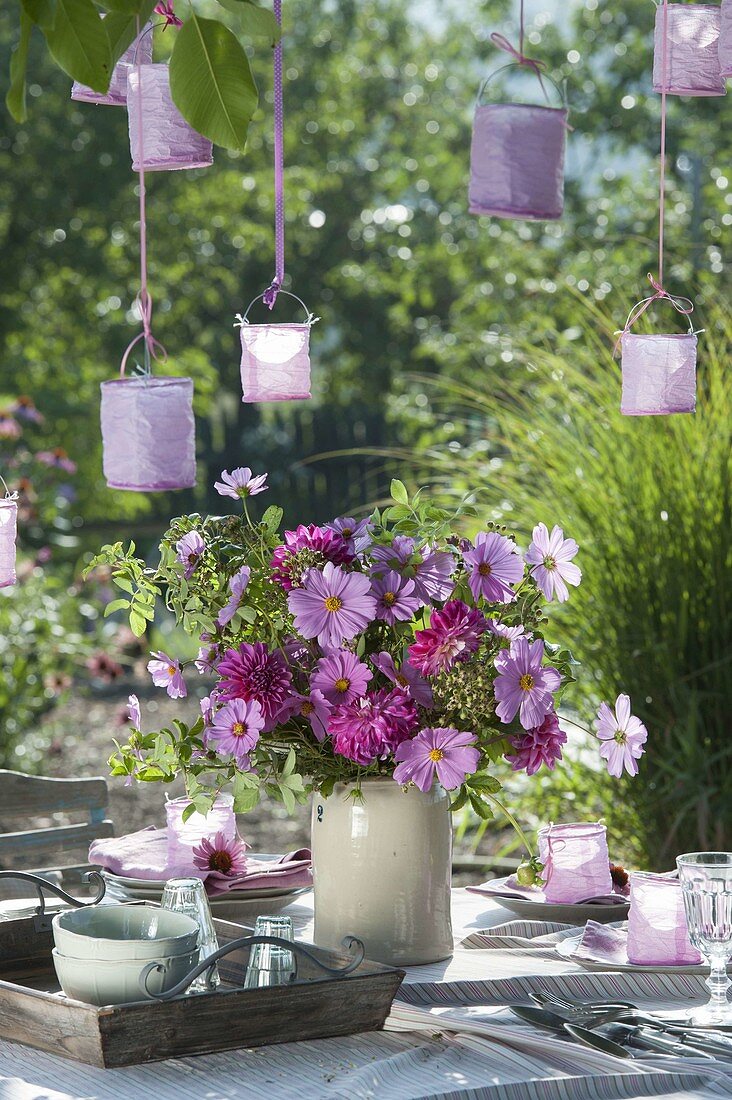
top-left (0, 914), bottom-right (405, 1068)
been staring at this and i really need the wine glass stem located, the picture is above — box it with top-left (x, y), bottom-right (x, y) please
top-left (706, 954), bottom-right (731, 1014)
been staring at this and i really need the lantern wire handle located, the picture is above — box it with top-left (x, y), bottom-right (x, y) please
top-left (262, 0), bottom-right (285, 310)
top-left (489, 0), bottom-right (548, 97)
top-left (0, 474), bottom-right (18, 501)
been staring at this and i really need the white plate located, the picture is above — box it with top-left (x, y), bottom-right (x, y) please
top-left (556, 932), bottom-right (705, 974)
top-left (103, 853), bottom-right (283, 891)
top-left (104, 883), bottom-right (308, 902)
top-left (485, 887), bottom-right (629, 925)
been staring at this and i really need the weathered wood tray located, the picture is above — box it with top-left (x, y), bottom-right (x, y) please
top-left (0, 914), bottom-right (405, 1068)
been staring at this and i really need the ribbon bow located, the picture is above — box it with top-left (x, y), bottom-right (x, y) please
top-left (489, 31), bottom-right (547, 82)
top-left (613, 273), bottom-right (694, 355)
top-left (262, 278), bottom-right (282, 311)
top-left (120, 289), bottom-right (168, 375)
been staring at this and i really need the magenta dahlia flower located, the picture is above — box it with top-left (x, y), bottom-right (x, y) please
top-left (208, 697), bottom-right (264, 767)
top-left (329, 688), bottom-right (419, 766)
top-left (288, 562), bottom-right (376, 650)
top-left (175, 530), bottom-right (205, 580)
top-left (372, 651), bottom-right (433, 708)
top-left (147, 651), bottom-right (187, 699)
top-left (311, 649), bottom-right (372, 706)
top-left (217, 565), bottom-right (251, 627)
top-left (525, 523), bottom-right (581, 603)
top-left (326, 516), bottom-right (374, 555)
top-left (393, 727), bottom-right (480, 792)
top-left (216, 642), bottom-right (293, 730)
top-left (505, 710), bottom-right (568, 775)
top-left (271, 524), bottom-right (354, 590)
top-left (493, 637), bottom-right (560, 730)
top-left (192, 831), bottom-right (248, 878)
top-left (596, 694), bottom-right (648, 778)
top-left (463, 531), bottom-right (523, 604)
top-left (371, 569), bottom-right (423, 625)
top-left (408, 600), bottom-right (487, 677)
top-left (214, 467), bottom-right (268, 499)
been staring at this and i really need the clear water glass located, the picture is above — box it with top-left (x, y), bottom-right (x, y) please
top-left (677, 852), bottom-right (732, 1024)
top-left (161, 877), bottom-right (220, 993)
top-left (244, 915), bottom-right (295, 989)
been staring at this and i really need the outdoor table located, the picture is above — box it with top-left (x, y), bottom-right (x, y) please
top-left (0, 889), bottom-right (729, 1100)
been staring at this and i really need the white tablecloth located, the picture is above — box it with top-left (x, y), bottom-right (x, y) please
top-left (0, 890), bottom-right (729, 1100)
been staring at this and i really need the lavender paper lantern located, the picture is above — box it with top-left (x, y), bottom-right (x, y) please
top-left (538, 822), bottom-right (612, 904)
top-left (238, 292), bottom-right (315, 403)
top-left (721, 0), bottom-right (732, 78)
top-left (71, 20), bottom-right (153, 106)
top-left (626, 872), bottom-right (701, 966)
top-left (166, 794), bottom-right (237, 874)
top-left (0, 497), bottom-right (17, 589)
top-left (128, 64), bottom-right (213, 172)
top-left (620, 332), bottom-right (697, 416)
top-left (100, 376), bottom-right (196, 491)
top-left (653, 4), bottom-right (726, 97)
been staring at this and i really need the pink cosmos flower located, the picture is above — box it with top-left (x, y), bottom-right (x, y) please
top-left (371, 569), bottom-right (422, 624)
top-left (370, 536), bottom-right (455, 604)
top-left (486, 619), bottom-right (525, 642)
top-left (192, 831), bottom-right (248, 877)
top-left (493, 638), bottom-right (560, 730)
top-left (216, 642), bottom-right (293, 731)
top-left (393, 727), bottom-right (480, 792)
top-left (525, 523), bottom-right (582, 603)
top-left (127, 694), bottom-right (141, 728)
top-left (154, 0), bottom-right (183, 27)
top-left (326, 516), bottom-right (374, 555)
top-left (271, 525), bottom-right (354, 590)
top-left (596, 694), bottom-right (648, 778)
top-left (463, 531), bottom-right (523, 603)
top-left (195, 639), bottom-right (221, 675)
top-left (288, 562), bottom-right (376, 650)
top-left (372, 651), bottom-right (433, 708)
top-left (408, 600), bottom-right (487, 677)
top-left (10, 396), bottom-right (43, 423)
top-left (279, 688), bottom-right (332, 742)
top-left (208, 697), bottom-right (264, 767)
top-left (217, 566), bottom-right (251, 627)
top-left (311, 649), bottom-right (372, 706)
top-left (505, 710), bottom-right (568, 775)
top-left (329, 687), bottom-right (419, 765)
top-left (176, 531), bottom-right (205, 579)
top-left (214, 467), bottom-right (268, 499)
top-left (147, 651), bottom-right (187, 699)
top-left (35, 448), bottom-right (76, 473)
top-left (0, 415), bottom-right (20, 440)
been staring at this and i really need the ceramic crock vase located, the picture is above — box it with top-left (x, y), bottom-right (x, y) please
top-left (311, 779), bottom-right (453, 966)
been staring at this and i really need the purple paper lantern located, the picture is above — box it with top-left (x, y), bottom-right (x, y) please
top-left (238, 292), bottom-right (315, 403)
top-left (538, 822), bottom-right (612, 904)
top-left (166, 793), bottom-right (237, 874)
top-left (620, 333), bottom-right (697, 416)
top-left (127, 64), bottom-right (213, 172)
top-left (721, 0), bottom-right (732, 78)
top-left (653, 4), bottom-right (726, 97)
top-left (0, 497), bottom-right (17, 589)
top-left (100, 376), bottom-right (196, 491)
top-left (71, 20), bottom-right (153, 106)
top-left (626, 872), bottom-right (701, 966)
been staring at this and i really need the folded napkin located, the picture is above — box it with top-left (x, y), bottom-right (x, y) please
top-left (205, 849), bottom-right (312, 896)
top-left (467, 875), bottom-right (625, 906)
top-left (573, 918), bottom-right (701, 967)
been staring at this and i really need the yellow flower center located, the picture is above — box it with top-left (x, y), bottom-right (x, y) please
top-left (334, 677), bottom-right (350, 693)
top-left (341, 527), bottom-right (353, 538)
top-left (209, 850), bottom-right (233, 873)
top-left (167, 665), bottom-right (177, 676)
top-left (614, 728), bottom-right (628, 745)
top-left (324, 596), bottom-right (343, 613)
top-left (478, 562), bottom-right (492, 576)
top-left (395, 674), bottom-right (408, 687)
top-left (383, 591), bottom-right (397, 605)
top-left (232, 721), bottom-right (246, 737)
top-left (428, 748), bottom-right (444, 762)
top-left (519, 674), bottom-right (534, 692)
top-left (301, 701), bottom-right (314, 716)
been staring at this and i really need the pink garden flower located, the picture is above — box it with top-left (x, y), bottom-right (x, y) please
top-left (0, 415), bottom-right (20, 440)
top-left (463, 531), bottom-right (523, 604)
top-left (35, 448), bottom-right (76, 473)
top-left (596, 694), bottom-right (648, 778)
top-left (208, 697), bottom-right (264, 767)
top-left (214, 467), bottom-right (268, 499)
top-left (393, 727), bottom-right (480, 792)
top-left (271, 525), bottom-right (353, 591)
top-left (193, 831), bottom-right (248, 877)
top-left (217, 566), bottom-right (251, 627)
top-left (288, 562), bottom-right (376, 650)
top-left (154, 0), bottom-right (183, 27)
top-left (505, 710), bottom-right (568, 775)
top-left (127, 694), bottom-right (141, 728)
top-left (10, 396), bottom-right (43, 423)
top-left (176, 531), bottom-right (205, 579)
top-left (525, 523), bottom-right (581, 603)
top-left (372, 651), bottom-right (433, 708)
top-left (216, 642), bottom-right (293, 731)
top-left (147, 651), bottom-right (187, 699)
top-left (370, 536), bottom-right (455, 604)
top-left (329, 688), bottom-right (419, 766)
top-left (279, 688), bottom-right (332, 742)
top-left (493, 637), bottom-right (560, 730)
top-left (195, 638), bottom-right (221, 675)
top-left (371, 569), bottom-right (422, 625)
top-left (486, 619), bottom-right (525, 642)
top-left (311, 649), bottom-right (372, 706)
top-left (326, 516), bottom-right (374, 555)
top-left (408, 600), bottom-right (486, 677)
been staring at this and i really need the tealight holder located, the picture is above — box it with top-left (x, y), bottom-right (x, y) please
top-left (620, 331), bottom-right (697, 416)
top-left (237, 291), bottom-right (317, 403)
top-left (653, 4), bottom-right (726, 97)
top-left (71, 20), bottom-right (153, 106)
top-left (469, 64), bottom-right (569, 221)
top-left (626, 871), bottom-right (701, 965)
top-left (127, 63), bottom-right (213, 172)
top-left (721, 0), bottom-right (732, 78)
top-left (165, 793), bottom-right (237, 873)
top-left (0, 493), bottom-right (17, 589)
top-left (100, 375), bottom-right (196, 491)
top-left (538, 822), bottom-right (613, 903)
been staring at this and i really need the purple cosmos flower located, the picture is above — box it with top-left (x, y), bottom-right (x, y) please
top-left (393, 727), bottom-right (480, 792)
top-left (326, 516), bottom-right (374, 555)
top-left (493, 637), bottom-right (560, 730)
top-left (214, 467), bottom-right (268, 499)
top-left (127, 694), bottom-right (141, 728)
top-left (35, 448), bottom-right (76, 473)
top-left (147, 651), bottom-right (187, 699)
top-left (10, 396), bottom-right (43, 423)
top-left (192, 831), bottom-right (248, 877)
top-left (408, 600), bottom-right (487, 677)
top-left (525, 523), bottom-right (582, 603)
top-left (371, 569), bottom-right (423, 625)
top-left (505, 710), bottom-right (568, 775)
top-left (370, 535), bottom-right (416, 573)
top-left (217, 642), bottom-right (293, 731)
top-left (596, 694), bottom-right (648, 778)
top-left (311, 649), bottom-right (372, 706)
top-left (195, 639), bottom-right (221, 675)
top-left (372, 651), bottom-right (433, 708)
top-left (463, 531), bottom-right (524, 604)
top-left (208, 697), bottom-right (264, 767)
top-left (0, 415), bottom-right (20, 440)
top-left (329, 688), bottom-right (419, 766)
top-left (371, 538), bottom-right (455, 605)
top-left (175, 530), bottom-right (205, 579)
top-left (271, 525), bottom-right (354, 591)
top-left (279, 688), bottom-right (333, 742)
top-left (486, 619), bottom-right (525, 642)
top-left (288, 562), bottom-right (376, 650)
top-left (217, 566), bottom-right (251, 627)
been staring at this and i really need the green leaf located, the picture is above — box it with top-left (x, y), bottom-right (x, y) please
top-left (22, 0), bottom-right (56, 30)
top-left (103, 1), bottom-right (155, 65)
top-left (216, 0), bottom-right (281, 45)
top-left (232, 770), bottom-right (260, 812)
top-left (169, 15), bottom-right (258, 152)
top-left (6, 12), bottom-right (32, 123)
top-left (104, 598), bottom-right (130, 616)
top-left (390, 478), bottom-right (409, 505)
top-left (261, 504), bottom-right (283, 533)
top-left (101, 0), bottom-right (146, 14)
top-left (181, 801), bottom-right (198, 824)
top-left (43, 0), bottom-right (112, 92)
top-left (467, 772), bottom-right (502, 794)
top-left (129, 608), bottom-right (147, 636)
top-left (468, 793), bottom-right (495, 821)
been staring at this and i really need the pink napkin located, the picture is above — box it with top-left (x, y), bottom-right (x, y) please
top-left (467, 875), bottom-right (624, 906)
top-left (204, 849), bottom-right (312, 896)
top-left (573, 920), bottom-right (629, 966)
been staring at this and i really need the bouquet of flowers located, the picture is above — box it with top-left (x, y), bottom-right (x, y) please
top-left (89, 468), bottom-right (647, 869)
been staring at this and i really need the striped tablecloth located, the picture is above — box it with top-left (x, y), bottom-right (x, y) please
top-left (0, 890), bottom-right (729, 1100)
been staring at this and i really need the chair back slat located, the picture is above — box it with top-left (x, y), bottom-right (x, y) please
top-left (0, 770), bottom-right (108, 818)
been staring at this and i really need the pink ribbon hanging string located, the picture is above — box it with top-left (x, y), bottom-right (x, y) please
top-left (490, 0), bottom-right (547, 87)
top-left (613, 274), bottom-right (695, 355)
top-left (263, 0), bottom-right (285, 311)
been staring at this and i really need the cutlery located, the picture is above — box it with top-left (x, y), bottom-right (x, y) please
top-left (530, 993), bottom-right (732, 1036)
top-left (562, 1024), bottom-right (636, 1059)
top-left (510, 1005), bottom-right (577, 1032)
top-left (602, 1024), bottom-right (717, 1060)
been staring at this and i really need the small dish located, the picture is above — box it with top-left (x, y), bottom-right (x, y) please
top-left (52, 947), bottom-right (198, 1006)
top-left (468, 876), bottom-right (629, 924)
top-left (53, 904), bottom-right (199, 961)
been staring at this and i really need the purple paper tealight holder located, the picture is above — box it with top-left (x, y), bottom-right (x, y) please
top-left (721, 0), bottom-right (732, 78)
top-left (0, 496), bottom-right (17, 589)
top-left (100, 376), bottom-right (196, 491)
top-left (127, 64), bottom-right (213, 172)
top-left (71, 20), bottom-right (153, 106)
top-left (626, 871), bottom-right (701, 966)
top-left (237, 291), bottom-right (316, 403)
top-left (620, 332), bottom-right (697, 416)
top-left (653, 4), bottom-right (726, 96)
top-left (538, 822), bottom-right (613, 904)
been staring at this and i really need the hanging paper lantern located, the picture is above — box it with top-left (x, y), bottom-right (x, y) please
top-left (720, 0), bottom-right (732, 78)
top-left (653, 4), bottom-right (726, 96)
top-left (237, 292), bottom-right (316, 403)
top-left (100, 376), bottom-right (196, 490)
top-left (127, 64), bottom-right (213, 172)
top-left (71, 20), bottom-right (153, 106)
top-left (620, 332), bottom-right (697, 416)
top-left (0, 495), bottom-right (17, 588)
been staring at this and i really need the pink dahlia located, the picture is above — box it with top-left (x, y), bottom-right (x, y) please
top-left (192, 831), bottom-right (248, 878)
top-left (326, 516), bottom-right (374, 555)
top-left (596, 694), bottom-right (648, 778)
top-left (214, 467), bottom-right (268, 499)
top-left (288, 562), bottom-right (376, 650)
top-left (505, 710), bottom-right (568, 775)
top-left (311, 649), bottom-right (372, 706)
top-left (372, 651), bottom-right (433, 708)
top-left (371, 569), bottom-right (422, 625)
top-left (329, 688), bottom-right (419, 766)
top-left (525, 523), bottom-right (581, 603)
top-left (175, 531), bottom-right (205, 580)
top-left (463, 531), bottom-right (523, 604)
top-left (217, 565), bottom-right (251, 627)
top-left (208, 697), bottom-right (264, 767)
top-left (408, 600), bottom-right (486, 677)
top-left (494, 637), bottom-right (561, 731)
top-left (393, 727), bottom-right (480, 792)
top-left (271, 524), bottom-right (354, 591)
top-left (147, 651), bottom-right (187, 699)
top-left (216, 642), bottom-right (293, 731)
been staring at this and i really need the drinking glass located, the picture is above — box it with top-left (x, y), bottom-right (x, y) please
top-left (243, 915), bottom-right (295, 989)
top-left (677, 852), bottom-right (732, 1024)
top-left (161, 877), bottom-right (220, 993)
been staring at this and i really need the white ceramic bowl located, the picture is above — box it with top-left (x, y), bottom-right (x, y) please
top-left (52, 947), bottom-right (198, 1006)
top-left (53, 904), bottom-right (199, 961)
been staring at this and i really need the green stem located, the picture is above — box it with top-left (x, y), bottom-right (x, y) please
top-left (484, 792), bottom-right (535, 858)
